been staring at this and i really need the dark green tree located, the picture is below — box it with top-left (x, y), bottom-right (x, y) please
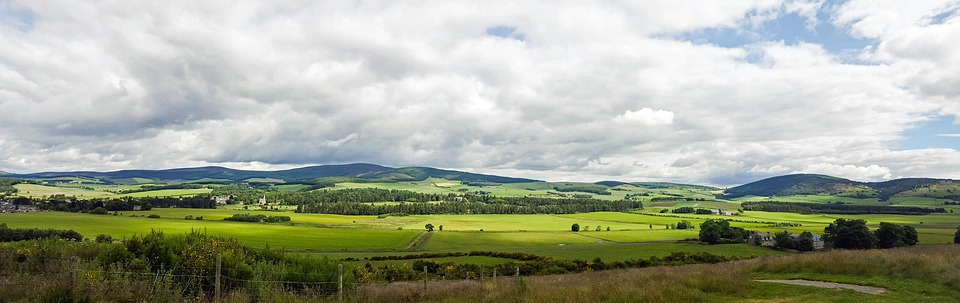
top-left (773, 230), bottom-right (795, 249)
top-left (796, 231), bottom-right (815, 251)
top-left (571, 223), bottom-right (580, 232)
top-left (425, 224), bottom-right (434, 232)
top-left (698, 220), bottom-right (726, 244)
top-left (955, 226), bottom-right (960, 244)
top-left (875, 222), bottom-right (918, 248)
top-left (823, 218), bottom-right (876, 249)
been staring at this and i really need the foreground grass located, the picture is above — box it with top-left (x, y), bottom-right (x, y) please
top-left (346, 244), bottom-right (960, 303)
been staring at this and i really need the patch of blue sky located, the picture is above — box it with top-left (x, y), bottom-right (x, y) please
top-left (676, 7), bottom-right (873, 64)
top-left (897, 115), bottom-right (960, 150)
top-left (0, 0), bottom-right (35, 32)
top-left (927, 6), bottom-right (958, 25)
top-left (485, 25), bottom-right (526, 41)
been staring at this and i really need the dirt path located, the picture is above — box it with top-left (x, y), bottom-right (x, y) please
top-left (755, 279), bottom-right (886, 295)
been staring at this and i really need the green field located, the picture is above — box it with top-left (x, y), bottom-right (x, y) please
top-left (5, 177), bottom-right (960, 268)
top-left (0, 211), bottom-right (415, 250)
top-left (14, 184), bottom-right (114, 198)
top-left (13, 183), bottom-right (212, 199)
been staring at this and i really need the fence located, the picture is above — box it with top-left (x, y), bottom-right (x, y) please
top-left (0, 255), bottom-right (527, 302)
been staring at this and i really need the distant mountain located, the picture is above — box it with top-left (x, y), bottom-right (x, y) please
top-left (724, 174), bottom-right (958, 200)
top-left (0, 170), bottom-right (7, 176)
top-left (5, 163), bottom-right (539, 184)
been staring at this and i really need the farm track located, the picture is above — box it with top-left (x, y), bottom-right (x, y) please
top-left (405, 232), bottom-right (433, 251)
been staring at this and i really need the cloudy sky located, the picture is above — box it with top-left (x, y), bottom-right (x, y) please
top-left (1, 0), bottom-right (960, 186)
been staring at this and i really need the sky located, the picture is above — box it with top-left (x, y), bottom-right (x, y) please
top-left (1, 0), bottom-right (960, 186)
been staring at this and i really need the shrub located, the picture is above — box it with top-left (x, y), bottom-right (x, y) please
top-left (95, 234), bottom-right (114, 243)
top-left (90, 207), bottom-right (109, 215)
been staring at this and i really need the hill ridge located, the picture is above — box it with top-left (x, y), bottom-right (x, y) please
top-left (4, 163), bottom-right (540, 184)
top-left (724, 173), bottom-right (959, 200)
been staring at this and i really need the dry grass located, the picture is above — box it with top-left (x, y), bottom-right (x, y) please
top-left (346, 244), bottom-right (960, 303)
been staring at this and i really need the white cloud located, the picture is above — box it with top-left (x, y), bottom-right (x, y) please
top-left (0, 1), bottom-right (959, 186)
top-left (613, 108), bottom-right (675, 126)
top-left (797, 163), bottom-right (893, 181)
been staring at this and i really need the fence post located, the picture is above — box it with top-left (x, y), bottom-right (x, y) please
top-left (338, 264), bottom-right (343, 301)
top-left (515, 267), bottom-right (520, 284)
top-left (215, 254), bottom-right (222, 302)
top-left (423, 266), bottom-right (428, 292)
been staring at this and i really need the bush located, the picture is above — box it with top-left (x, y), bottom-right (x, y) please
top-left (90, 207), bottom-right (109, 215)
top-left (147, 214), bottom-right (160, 218)
top-left (95, 234), bottom-right (114, 243)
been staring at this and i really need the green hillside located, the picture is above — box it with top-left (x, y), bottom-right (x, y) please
top-left (724, 174), bottom-right (960, 201)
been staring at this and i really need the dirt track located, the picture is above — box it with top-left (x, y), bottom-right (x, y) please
top-left (755, 279), bottom-right (886, 295)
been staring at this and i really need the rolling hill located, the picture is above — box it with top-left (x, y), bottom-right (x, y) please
top-left (5, 163), bottom-right (539, 184)
top-left (724, 174), bottom-right (960, 200)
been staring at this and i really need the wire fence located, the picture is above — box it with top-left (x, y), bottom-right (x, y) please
top-left (0, 257), bottom-right (527, 301)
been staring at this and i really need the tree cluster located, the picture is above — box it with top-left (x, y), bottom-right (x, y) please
top-left (822, 219), bottom-right (918, 250)
top-left (0, 178), bottom-right (24, 197)
top-left (0, 223), bottom-right (83, 242)
top-left (698, 219), bottom-right (747, 244)
top-left (875, 222), bottom-right (918, 249)
top-left (223, 213), bottom-right (291, 223)
top-left (552, 185), bottom-right (612, 195)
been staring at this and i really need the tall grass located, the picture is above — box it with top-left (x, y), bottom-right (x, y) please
top-left (347, 244), bottom-right (960, 303)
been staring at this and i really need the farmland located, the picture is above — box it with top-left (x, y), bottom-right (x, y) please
top-left (2, 170), bottom-right (960, 302)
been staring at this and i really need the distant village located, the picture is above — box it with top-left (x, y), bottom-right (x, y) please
top-left (0, 201), bottom-right (38, 213)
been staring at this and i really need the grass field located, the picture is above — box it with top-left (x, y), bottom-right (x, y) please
top-left (13, 184), bottom-right (212, 199)
top-left (0, 211), bottom-right (416, 250)
top-left (2, 197), bottom-right (957, 266)
top-left (14, 184), bottom-right (113, 198)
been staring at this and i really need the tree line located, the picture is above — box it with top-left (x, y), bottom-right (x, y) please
top-left (0, 223), bottom-right (83, 242)
top-left (223, 213), bottom-right (292, 223)
top-left (741, 201), bottom-right (945, 215)
top-left (298, 195), bottom-right (642, 215)
top-left (15, 194), bottom-right (216, 212)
